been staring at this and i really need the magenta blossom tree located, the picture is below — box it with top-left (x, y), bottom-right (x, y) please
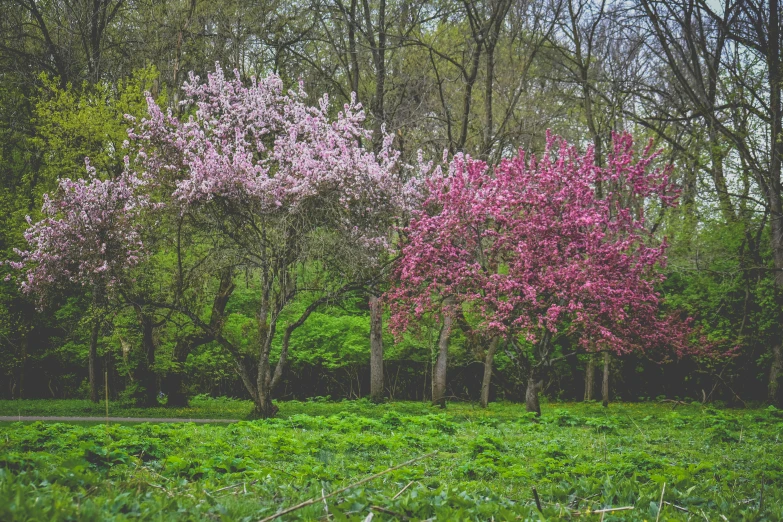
top-left (388, 132), bottom-right (695, 414)
top-left (6, 160), bottom-right (150, 401)
top-left (128, 65), bottom-right (406, 417)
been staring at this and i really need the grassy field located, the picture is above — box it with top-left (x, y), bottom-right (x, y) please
top-left (0, 396), bottom-right (254, 420)
top-left (0, 399), bottom-right (781, 520)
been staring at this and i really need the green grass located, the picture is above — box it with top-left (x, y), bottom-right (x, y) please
top-left (0, 396), bottom-right (253, 420)
top-left (0, 400), bottom-right (781, 520)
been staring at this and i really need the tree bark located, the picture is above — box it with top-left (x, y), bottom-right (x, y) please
top-left (584, 355), bottom-right (595, 401)
top-left (456, 40), bottom-right (482, 152)
top-left (766, 0), bottom-right (783, 403)
top-left (252, 386), bottom-right (278, 418)
top-left (89, 318), bottom-right (100, 403)
top-left (348, 0), bottom-right (360, 94)
top-left (432, 296), bottom-right (455, 408)
top-left (601, 351), bottom-right (610, 407)
top-left (134, 307), bottom-right (158, 406)
top-left (525, 368), bottom-right (542, 416)
top-left (369, 294), bottom-right (384, 402)
top-left (770, 343), bottom-right (783, 406)
top-left (768, 0), bottom-right (783, 291)
top-left (253, 296), bottom-right (277, 418)
top-left (480, 0), bottom-right (511, 160)
top-left (525, 329), bottom-right (551, 416)
top-left (480, 337), bottom-right (499, 408)
top-left (360, 0), bottom-right (386, 149)
top-left (18, 330), bottom-right (29, 400)
top-left (482, 34), bottom-right (495, 160)
top-left (164, 334), bottom-right (204, 407)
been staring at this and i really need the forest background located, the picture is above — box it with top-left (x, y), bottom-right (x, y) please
top-left (1, 0), bottom-right (781, 410)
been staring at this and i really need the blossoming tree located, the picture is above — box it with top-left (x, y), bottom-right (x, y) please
top-left (388, 133), bottom-right (693, 414)
top-left (7, 162), bottom-right (150, 401)
top-left (130, 66), bottom-right (405, 417)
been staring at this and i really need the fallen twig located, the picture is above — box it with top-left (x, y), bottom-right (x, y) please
top-left (658, 399), bottom-right (687, 409)
top-left (568, 492), bottom-right (600, 509)
top-left (212, 479), bottom-right (259, 495)
top-left (321, 487), bottom-right (329, 516)
top-left (392, 481), bottom-right (415, 500)
top-left (664, 501), bottom-right (692, 514)
top-left (656, 483), bottom-right (666, 522)
top-left (571, 506), bottom-right (634, 516)
top-left (257, 451), bottom-right (437, 522)
top-left (371, 505), bottom-right (410, 520)
top-left (145, 482), bottom-right (174, 498)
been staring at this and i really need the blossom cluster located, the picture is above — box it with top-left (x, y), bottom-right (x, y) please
top-left (388, 132), bottom-right (695, 357)
top-left (6, 160), bottom-right (149, 302)
top-left (130, 65), bottom-right (405, 251)
top-left (8, 64), bottom-right (407, 303)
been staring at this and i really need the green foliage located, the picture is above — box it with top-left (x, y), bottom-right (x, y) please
top-left (0, 66), bottom-right (164, 402)
top-left (663, 210), bottom-right (777, 362)
top-left (0, 398), bottom-right (251, 419)
top-left (287, 312), bottom-right (370, 368)
top-left (32, 67), bottom-right (162, 187)
top-left (1, 401), bottom-right (781, 520)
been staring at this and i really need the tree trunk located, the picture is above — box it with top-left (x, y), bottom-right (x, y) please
top-left (165, 336), bottom-right (199, 407)
top-left (217, 277), bottom-right (356, 419)
top-left (18, 330), bottom-right (29, 400)
top-left (248, 282), bottom-right (353, 418)
top-left (456, 42), bottom-right (482, 152)
top-left (480, 0), bottom-right (511, 159)
top-left (89, 318), bottom-right (100, 403)
top-left (373, 0), bottom-right (386, 147)
top-left (165, 268), bottom-right (234, 407)
top-left (480, 337), bottom-right (499, 408)
top-left (348, 0), bottom-right (359, 94)
top-left (601, 351), bottom-right (610, 407)
top-left (525, 368), bottom-right (542, 416)
top-left (369, 294), bottom-right (384, 402)
top-left (768, 0), bottom-right (783, 292)
top-left (481, 40), bottom-right (495, 160)
top-left (770, 343), bottom-right (783, 406)
top-left (253, 313), bottom-right (276, 419)
top-left (252, 316), bottom-right (277, 419)
top-left (584, 355), bottom-right (595, 401)
top-left (251, 388), bottom-right (278, 419)
top-left (135, 308), bottom-right (158, 406)
top-left (360, 0), bottom-right (386, 150)
top-left (754, 0), bottom-right (783, 404)
top-left (432, 297), bottom-right (455, 408)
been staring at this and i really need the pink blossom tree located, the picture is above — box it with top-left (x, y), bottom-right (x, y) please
top-left (130, 65), bottom-right (406, 417)
top-left (6, 161), bottom-right (150, 401)
top-left (388, 132), bottom-right (694, 415)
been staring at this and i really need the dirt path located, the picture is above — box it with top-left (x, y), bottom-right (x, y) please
top-left (0, 416), bottom-right (239, 424)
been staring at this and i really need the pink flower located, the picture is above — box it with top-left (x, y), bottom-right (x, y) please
top-left (388, 132), bottom-right (698, 358)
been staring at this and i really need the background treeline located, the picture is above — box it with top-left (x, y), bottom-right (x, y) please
top-left (0, 0), bottom-right (780, 407)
